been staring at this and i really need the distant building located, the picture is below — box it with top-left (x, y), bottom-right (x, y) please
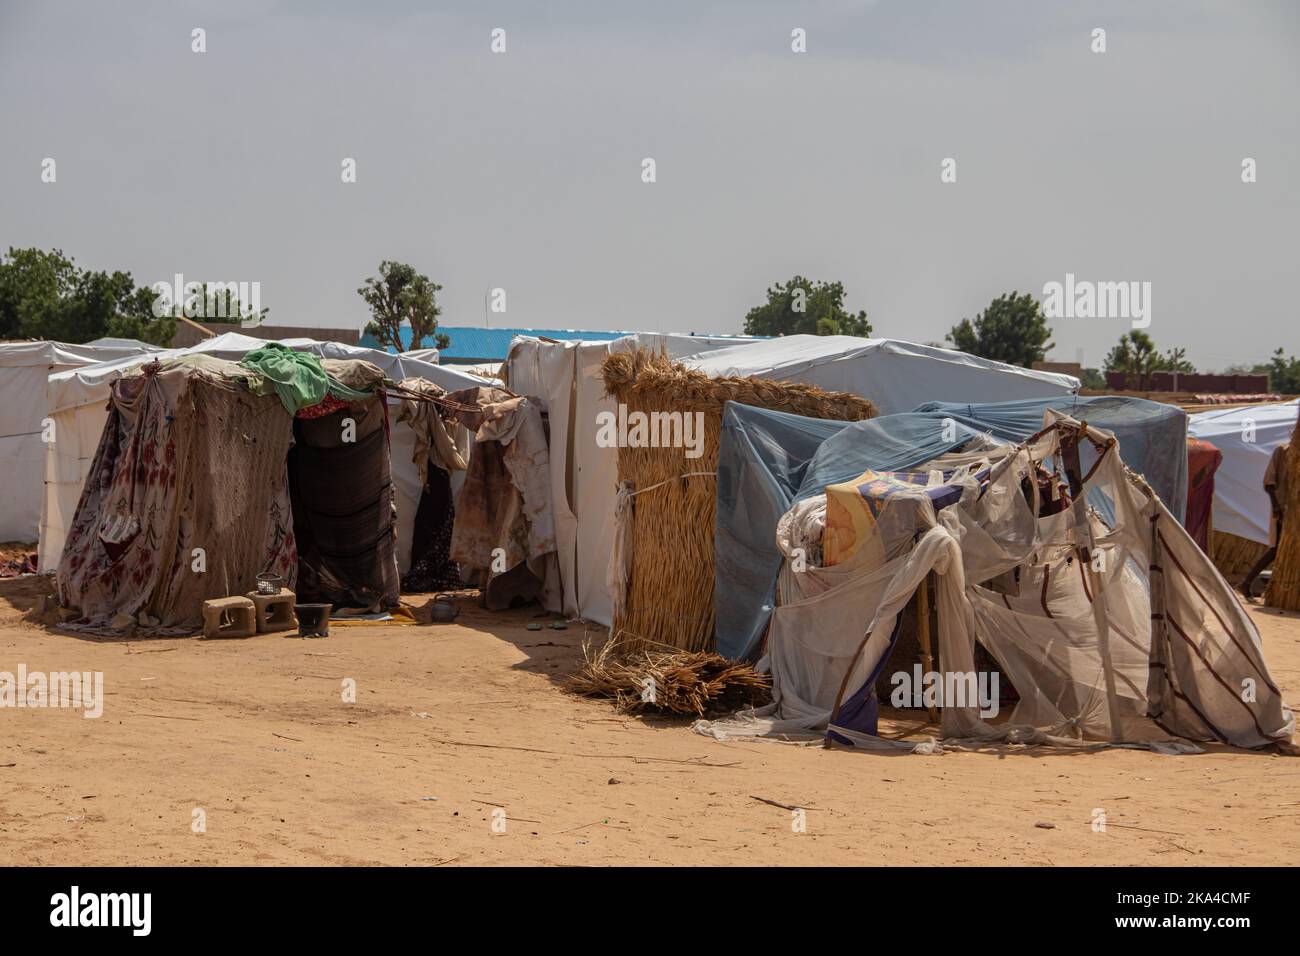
top-left (1103, 370), bottom-right (1270, 394)
top-left (1032, 360), bottom-right (1084, 378)
top-left (170, 322), bottom-right (360, 349)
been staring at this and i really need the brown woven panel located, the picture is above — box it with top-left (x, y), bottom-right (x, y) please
top-left (1210, 530), bottom-right (1269, 582)
top-left (1265, 423), bottom-right (1300, 610)
top-left (602, 348), bottom-right (875, 655)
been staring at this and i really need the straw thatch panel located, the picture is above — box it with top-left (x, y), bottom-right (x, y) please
top-left (602, 348), bottom-right (875, 655)
top-left (1265, 419), bottom-right (1300, 610)
top-left (1211, 530), bottom-right (1270, 583)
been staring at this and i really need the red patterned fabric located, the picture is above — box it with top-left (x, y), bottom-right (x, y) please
top-left (58, 365), bottom-right (298, 631)
top-left (1186, 437), bottom-right (1223, 551)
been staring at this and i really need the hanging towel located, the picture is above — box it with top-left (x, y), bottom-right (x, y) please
top-left (240, 343), bottom-right (372, 414)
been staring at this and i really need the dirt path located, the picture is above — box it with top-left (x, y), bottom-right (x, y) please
top-left (1, 579), bottom-right (1298, 866)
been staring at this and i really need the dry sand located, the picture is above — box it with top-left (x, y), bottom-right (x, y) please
top-left (1, 577), bottom-right (1298, 867)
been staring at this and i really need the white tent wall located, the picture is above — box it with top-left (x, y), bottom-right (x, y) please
top-left (682, 336), bottom-right (1080, 415)
top-left (1189, 400), bottom-right (1300, 544)
top-left (0, 340), bottom-right (160, 543)
top-left (39, 332), bottom-right (489, 573)
top-left (502, 337), bottom-right (578, 614)
top-left (505, 332), bottom-right (765, 625)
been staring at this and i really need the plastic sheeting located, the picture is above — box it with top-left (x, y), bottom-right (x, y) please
top-left (714, 405), bottom-right (985, 660)
top-left (914, 395), bottom-right (1188, 522)
top-left (683, 335), bottom-right (1079, 415)
top-left (698, 418), bottom-right (1294, 753)
top-left (715, 394), bottom-right (1190, 662)
top-left (1189, 400), bottom-right (1299, 545)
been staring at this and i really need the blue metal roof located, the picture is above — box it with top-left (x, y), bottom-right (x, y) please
top-left (358, 326), bottom-right (629, 361)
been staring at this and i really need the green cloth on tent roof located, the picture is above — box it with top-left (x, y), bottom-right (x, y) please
top-left (239, 343), bottom-right (373, 414)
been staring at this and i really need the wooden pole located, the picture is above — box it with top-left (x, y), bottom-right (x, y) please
top-left (916, 572), bottom-right (939, 724)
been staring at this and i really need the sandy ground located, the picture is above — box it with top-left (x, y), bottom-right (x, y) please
top-left (1, 577), bottom-right (1298, 867)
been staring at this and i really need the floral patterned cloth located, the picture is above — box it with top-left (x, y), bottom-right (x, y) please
top-left (58, 364), bottom-right (298, 632)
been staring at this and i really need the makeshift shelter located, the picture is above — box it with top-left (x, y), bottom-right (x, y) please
top-left (445, 385), bottom-right (556, 609)
top-left (1265, 419), bottom-right (1300, 611)
top-left (717, 394), bottom-right (1190, 662)
top-left (1189, 400), bottom-right (1299, 578)
top-left (602, 348), bottom-right (874, 655)
top-left (39, 332), bottom-right (488, 573)
top-left (696, 412), bottom-right (1295, 754)
top-left (682, 335), bottom-right (1080, 415)
top-left (57, 350), bottom-right (406, 630)
top-left (0, 339), bottom-right (160, 543)
top-left (393, 378), bottom-right (469, 593)
top-left (504, 332), bottom-right (765, 625)
top-left (914, 395), bottom-right (1189, 522)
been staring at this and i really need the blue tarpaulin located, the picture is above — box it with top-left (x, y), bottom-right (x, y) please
top-left (714, 394), bottom-right (1188, 661)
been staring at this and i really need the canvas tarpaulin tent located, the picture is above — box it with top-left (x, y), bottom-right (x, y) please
top-left (504, 332), bottom-right (765, 626)
top-left (698, 415), bottom-right (1295, 754)
top-left (683, 335), bottom-right (1080, 415)
top-left (1189, 399), bottom-right (1299, 545)
top-left (40, 332), bottom-right (488, 573)
top-left (0, 339), bottom-right (159, 543)
top-left (716, 394), bottom-right (1190, 662)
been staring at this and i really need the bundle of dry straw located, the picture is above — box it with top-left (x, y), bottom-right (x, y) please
top-left (1266, 419), bottom-right (1300, 610)
top-left (602, 348), bottom-right (874, 655)
top-left (565, 637), bottom-right (771, 716)
top-left (1211, 530), bottom-right (1270, 582)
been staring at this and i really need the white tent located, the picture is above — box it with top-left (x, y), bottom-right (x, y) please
top-left (682, 336), bottom-right (1080, 415)
top-left (0, 339), bottom-right (162, 543)
top-left (506, 332), bottom-right (764, 625)
top-left (1189, 399), bottom-right (1300, 544)
top-left (39, 332), bottom-right (489, 572)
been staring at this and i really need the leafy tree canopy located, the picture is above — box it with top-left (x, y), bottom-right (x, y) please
top-left (358, 260), bottom-right (449, 352)
top-left (946, 291), bottom-right (1054, 367)
top-left (742, 276), bottom-right (872, 338)
top-left (0, 247), bottom-right (176, 346)
top-left (1102, 330), bottom-right (1196, 389)
top-left (1262, 348), bottom-right (1300, 394)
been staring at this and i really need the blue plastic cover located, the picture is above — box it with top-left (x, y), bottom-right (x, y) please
top-left (714, 394), bottom-right (1188, 661)
top-left (714, 406), bottom-right (981, 661)
top-left (913, 394), bottom-right (1187, 521)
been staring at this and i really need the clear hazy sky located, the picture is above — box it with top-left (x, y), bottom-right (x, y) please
top-left (1, 0), bottom-right (1296, 369)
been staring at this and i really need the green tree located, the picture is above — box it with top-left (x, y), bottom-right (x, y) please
top-left (0, 247), bottom-right (177, 346)
top-left (1264, 348), bottom-right (1300, 394)
top-left (175, 284), bottom-right (268, 329)
top-left (358, 260), bottom-right (448, 352)
top-left (1079, 367), bottom-right (1107, 390)
top-left (946, 291), bottom-right (1054, 367)
top-left (742, 276), bottom-right (872, 338)
top-left (1103, 330), bottom-right (1195, 390)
